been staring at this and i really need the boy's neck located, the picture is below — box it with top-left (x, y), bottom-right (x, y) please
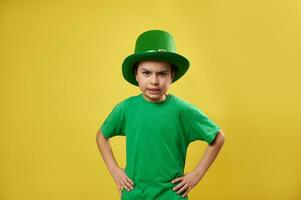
top-left (142, 93), bottom-right (168, 103)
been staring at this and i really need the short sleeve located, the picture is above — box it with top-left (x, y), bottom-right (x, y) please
top-left (99, 102), bottom-right (126, 139)
top-left (186, 107), bottom-right (221, 145)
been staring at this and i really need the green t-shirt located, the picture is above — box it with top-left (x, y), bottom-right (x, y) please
top-left (100, 93), bottom-right (221, 200)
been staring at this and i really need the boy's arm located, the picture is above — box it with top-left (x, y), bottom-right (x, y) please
top-left (193, 130), bottom-right (226, 178)
top-left (96, 130), bottom-right (120, 175)
top-left (96, 130), bottom-right (134, 195)
top-left (171, 130), bottom-right (225, 198)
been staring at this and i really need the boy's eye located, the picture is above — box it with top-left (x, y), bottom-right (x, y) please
top-left (142, 71), bottom-right (167, 76)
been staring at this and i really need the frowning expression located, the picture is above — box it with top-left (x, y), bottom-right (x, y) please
top-left (135, 60), bottom-right (175, 103)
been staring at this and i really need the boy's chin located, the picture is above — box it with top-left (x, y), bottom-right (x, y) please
top-left (146, 90), bottom-right (161, 96)
top-left (144, 92), bottom-right (166, 102)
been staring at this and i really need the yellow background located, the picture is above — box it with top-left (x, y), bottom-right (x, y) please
top-left (1, 0), bottom-right (300, 199)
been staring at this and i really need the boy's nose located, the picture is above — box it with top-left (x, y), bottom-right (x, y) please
top-left (151, 75), bottom-right (159, 84)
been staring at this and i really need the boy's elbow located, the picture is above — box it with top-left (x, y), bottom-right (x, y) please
top-left (96, 130), bottom-right (107, 141)
top-left (217, 130), bottom-right (226, 144)
top-left (211, 130), bottom-right (225, 146)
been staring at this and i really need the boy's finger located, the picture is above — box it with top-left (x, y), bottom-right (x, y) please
top-left (182, 190), bottom-right (188, 198)
top-left (124, 177), bottom-right (133, 186)
top-left (173, 181), bottom-right (186, 191)
top-left (121, 181), bottom-right (131, 191)
top-left (175, 183), bottom-right (188, 194)
top-left (127, 177), bottom-right (134, 185)
top-left (171, 177), bottom-right (183, 184)
top-left (182, 186), bottom-right (191, 198)
top-left (124, 180), bottom-right (134, 189)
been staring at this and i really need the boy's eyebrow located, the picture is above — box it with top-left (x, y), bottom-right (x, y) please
top-left (140, 67), bottom-right (169, 72)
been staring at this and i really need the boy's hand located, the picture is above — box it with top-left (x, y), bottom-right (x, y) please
top-left (171, 171), bottom-right (202, 198)
top-left (111, 166), bottom-right (134, 196)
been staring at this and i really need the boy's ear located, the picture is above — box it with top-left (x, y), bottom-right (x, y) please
top-left (171, 71), bottom-right (175, 82)
top-left (135, 73), bottom-right (138, 82)
top-left (134, 64), bottom-right (139, 82)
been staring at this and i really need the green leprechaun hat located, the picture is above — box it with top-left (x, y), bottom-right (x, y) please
top-left (122, 29), bottom-right (190, 86)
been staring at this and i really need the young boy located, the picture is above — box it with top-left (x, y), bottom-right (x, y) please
top-left (96, 30), bottom-right (225, 200)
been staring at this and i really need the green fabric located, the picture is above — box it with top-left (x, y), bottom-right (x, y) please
top-left (100, 93), bottom-right (221, 200)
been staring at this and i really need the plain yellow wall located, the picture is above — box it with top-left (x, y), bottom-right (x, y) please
top-left (1, 0), bottom-right (300, 199)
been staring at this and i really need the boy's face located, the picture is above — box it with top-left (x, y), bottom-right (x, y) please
top-left (135, 60), bottom-right (175, 103)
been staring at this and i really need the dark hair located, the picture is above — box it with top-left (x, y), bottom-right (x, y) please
top-left (133, 61), bottom-right (176, 76)
top-left (134, 62), bottom-right (139, 75)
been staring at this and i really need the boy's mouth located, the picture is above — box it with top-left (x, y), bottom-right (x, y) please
top-left (148, 88), bottom-right (160, 91)
top-left (148, 88), bottom-right (161, 93)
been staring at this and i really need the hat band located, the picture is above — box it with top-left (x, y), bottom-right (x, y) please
top-left (144, 49), bottom-right (168, 52)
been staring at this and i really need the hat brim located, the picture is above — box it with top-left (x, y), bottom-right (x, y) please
top-left (122, 51), bottom-right (190, 86)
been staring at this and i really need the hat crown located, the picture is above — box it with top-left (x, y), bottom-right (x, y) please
top-left (134, 30), bottom-right (177, 53)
